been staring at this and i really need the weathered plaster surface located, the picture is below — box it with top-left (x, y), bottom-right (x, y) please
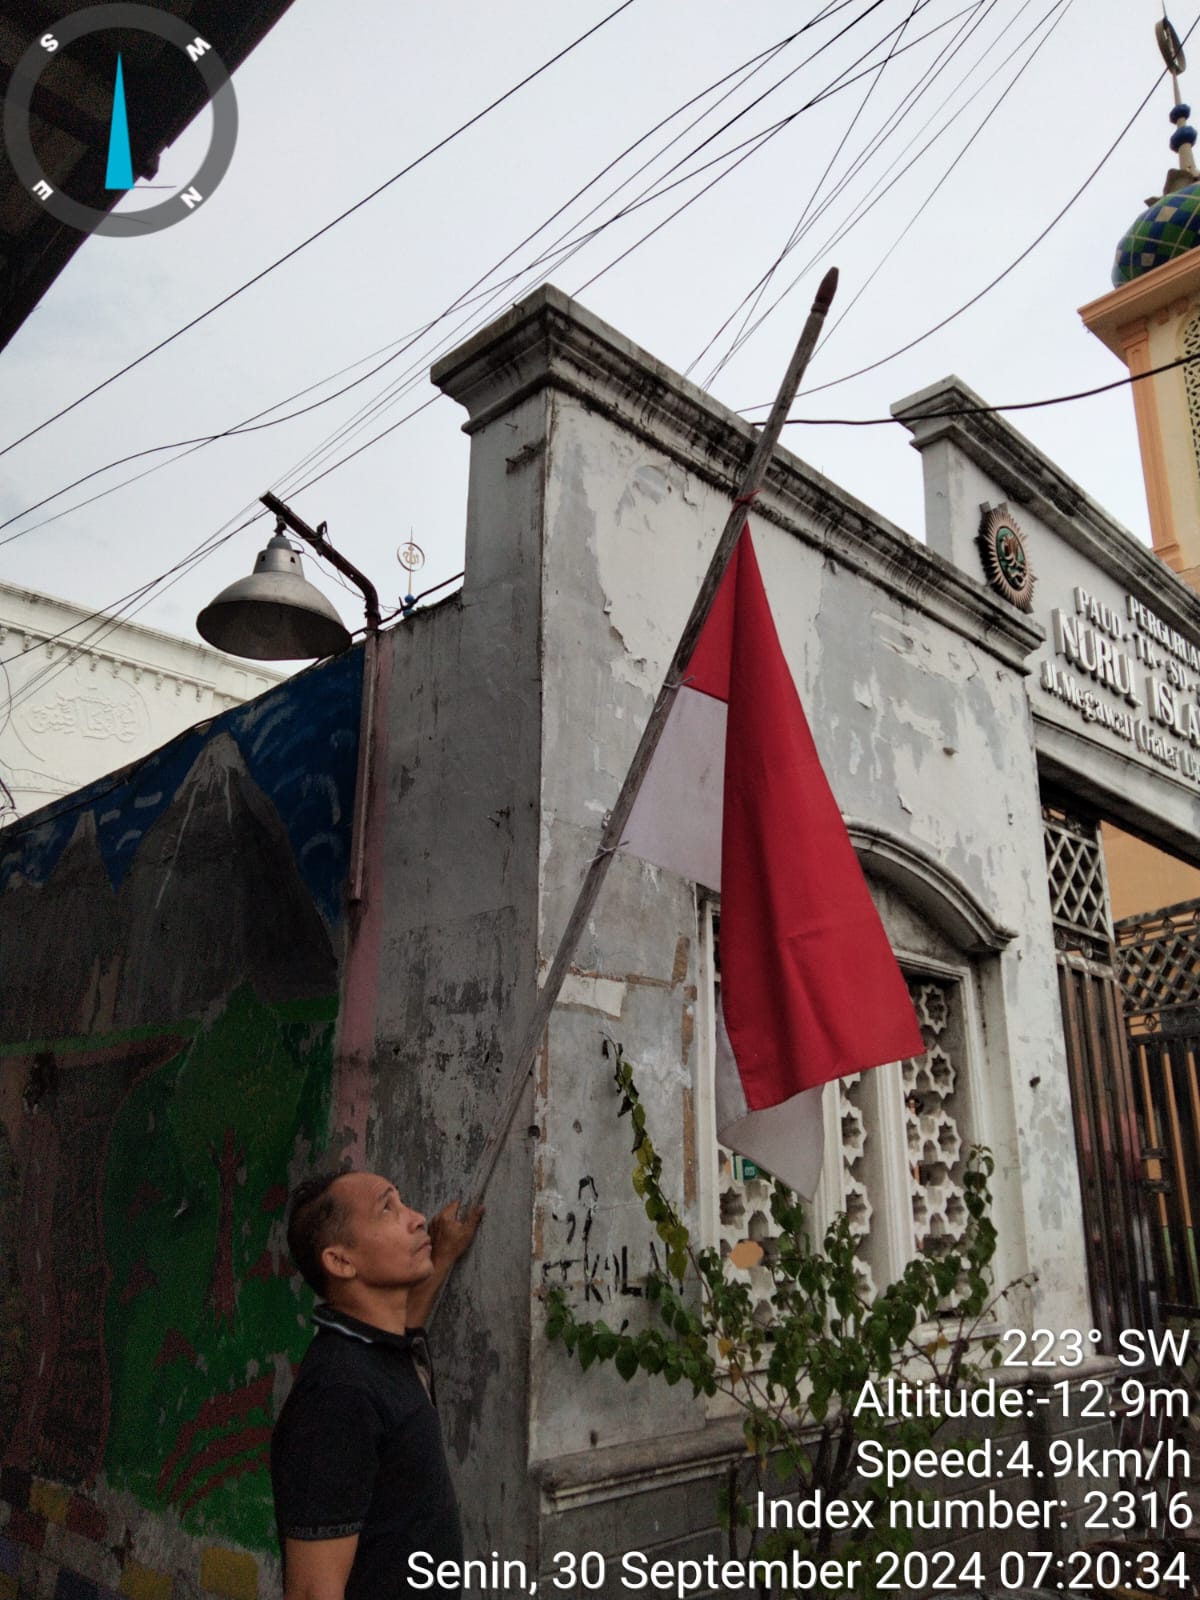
top-left (362, 382), bottom-right (549, 1563)
top-left (424, 287), bottom-right (1087, 1577)
top-left (897, 377), bottom-right (1200, 1289)
top-left (896, 376), bottom-right (1200, 857)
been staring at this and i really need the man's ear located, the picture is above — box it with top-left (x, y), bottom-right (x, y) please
top-left (322, 1242), bottom-right (356, 1281)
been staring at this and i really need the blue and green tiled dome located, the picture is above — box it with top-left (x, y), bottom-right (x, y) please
top-left (1113, 183), bottom-right (1200, 285)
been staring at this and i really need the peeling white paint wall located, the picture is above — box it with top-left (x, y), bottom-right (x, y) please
top-left (373, 287), bottom-right (1180, 1574)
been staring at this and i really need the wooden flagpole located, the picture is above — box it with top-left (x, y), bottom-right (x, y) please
top-left (459, 267), bottom-right (839, 1214)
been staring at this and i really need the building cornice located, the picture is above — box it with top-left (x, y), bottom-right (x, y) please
top-left (891, 376), bottom-right (1200, 639)
top-left (0, 581), bottom-right (285, 701)
top-left (1079, 251), bottom-right (1200, 358)
top-left (432, 287), bottom-right (1043, 674)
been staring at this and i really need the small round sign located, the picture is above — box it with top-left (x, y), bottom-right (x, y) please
top-left (397, 542), bottom-right (426, 574)
top-left (2, 3), bottom-right (238, 237)
top-left (978, 506), bottom-right (1035, 612)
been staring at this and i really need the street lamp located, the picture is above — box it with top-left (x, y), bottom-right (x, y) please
top-left (196, 493), bottom-right (381, 661)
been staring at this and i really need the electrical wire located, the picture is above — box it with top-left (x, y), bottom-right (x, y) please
top-left (0, 0), bottom-right (641, 464)
top-left (741, 9), bottom-right (1200, 409)
top-left (568, 4), bottom-right (983, 298)
top-left (694, 0), bottom-right (1010, 381)
top-left (814, 0), bottom-right (1071, 353)
top-left (775, 344), bottom-right (1200, 427)
top-left (273, 0), bottom-right (990, 499)
top-left (0, 4), bottom-right (1165, 735)
top-left (719, 0), bottom-right (1072, 379)
top-left (231, 1), bottom-right (938, 494)
top-left (0, 3), bottom-right (908, 550)
top-left (0, 339), bottom-right (444, 545)
top-left (2, 3), bottom-right (938, 751)
top-left (0, 321), bottom-right (456, 546)
top-left (1, 11), bottom-right (862, 714)
top-left (0, 2), bottom-right (904, 544)
top-left (0, 507), bottom-right (263, 673)
top-left (697, 0), bottom-right (930, 386)
top-left (235, 3), bottom-right (955, 503)
top-left (2, 321), bottom-right (1182, 833)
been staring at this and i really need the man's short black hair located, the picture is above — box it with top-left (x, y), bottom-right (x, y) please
top-left (287, 1172), bottom-right (352, 1296)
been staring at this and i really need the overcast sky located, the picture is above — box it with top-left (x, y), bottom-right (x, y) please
top-left (0, 0), bottom-right (1188, 654)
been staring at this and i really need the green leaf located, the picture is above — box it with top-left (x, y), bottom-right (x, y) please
top-left (615, 1343), bottom-right (639, 1381)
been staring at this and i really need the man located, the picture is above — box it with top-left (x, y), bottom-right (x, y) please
top-left (271, 1170), bottom-right (483, 1600)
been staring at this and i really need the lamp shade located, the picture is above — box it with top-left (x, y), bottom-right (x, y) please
top-left (196, 534), bottom-right (352, 660)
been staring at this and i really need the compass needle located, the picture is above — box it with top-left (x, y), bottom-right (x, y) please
top-left (4, 5), bottom-right (237, 236)
top-left (104, 52), bottom-right (134, 190)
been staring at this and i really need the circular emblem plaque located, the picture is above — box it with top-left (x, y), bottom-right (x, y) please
top-left (978, 506), bottom-right (1035, 611)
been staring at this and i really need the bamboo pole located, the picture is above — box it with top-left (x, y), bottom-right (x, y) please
top-left (460, 268), bottom-right (839, 1214)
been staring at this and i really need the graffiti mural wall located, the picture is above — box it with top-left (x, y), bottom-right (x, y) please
top-left (0, 646), bottom-right (362, 1596)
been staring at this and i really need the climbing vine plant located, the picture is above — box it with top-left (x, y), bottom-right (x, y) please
top-left (545, 1042), bottom-right (1030, 1599)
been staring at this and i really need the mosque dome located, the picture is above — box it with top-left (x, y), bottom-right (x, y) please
top-left (1113, 183), bottom-right (1200, 287)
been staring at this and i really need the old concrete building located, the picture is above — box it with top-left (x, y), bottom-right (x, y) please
top-left (0, 579), bottom-right (282, 824)
top-left (4, 281), bottom-right (1195, 1595)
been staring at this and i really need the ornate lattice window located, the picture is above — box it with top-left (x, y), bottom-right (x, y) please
top-left (838, 975), bottom-right (969, 1298)
top-left (1116, 897), bottom-right (1200, 1036)
top-left (1043, 801), bottom-right (1114, 962)
top-left (1181, 308), bottom-right (1200, 481)
top-left (701, 897), bottom-right (973, 1312)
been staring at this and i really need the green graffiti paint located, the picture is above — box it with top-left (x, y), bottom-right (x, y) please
top-left (102, 985), bottom-right (334, 1550)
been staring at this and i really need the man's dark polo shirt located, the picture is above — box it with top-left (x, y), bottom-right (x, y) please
top-left (271, 1305), bottom-right (463, 1598)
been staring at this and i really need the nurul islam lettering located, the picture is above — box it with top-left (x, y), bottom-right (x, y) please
top-left (1051, 610), bottom-right (1140, 706)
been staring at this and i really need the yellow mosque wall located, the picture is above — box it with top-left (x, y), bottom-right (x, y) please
top-left (1081, 256), bottom-right (1200, 929)
top-left (1102, 820), bottom-right (1200, 924)
top-left (1081, 248), bottom-right (1200, 592)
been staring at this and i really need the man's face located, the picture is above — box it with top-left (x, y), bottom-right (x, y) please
top-left (323, 1171), bottom-right (434, 1290)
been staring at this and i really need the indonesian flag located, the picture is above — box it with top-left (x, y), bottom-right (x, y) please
top-left (623, 528), bottom-right (924, 1197)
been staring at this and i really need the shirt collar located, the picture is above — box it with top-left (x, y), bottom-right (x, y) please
top-left (313, 1303), bottom-right (426, 1351)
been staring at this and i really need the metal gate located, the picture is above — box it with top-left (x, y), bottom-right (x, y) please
top-left (1043, 802), bottom-right (1156, 1344)
top-left (1115, 898), bottom-right (1200, 1318)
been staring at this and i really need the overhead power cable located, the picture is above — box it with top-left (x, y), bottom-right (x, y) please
top-left (721, 0), bottom-right (1073, 378)
top-left (228, 0), bottom-right (934, 498)
top-left (0, 0), bottom-right (640, 464)
top-left (569, 3), bottom-right (985, 297)
top-left (0, 515), bottom-right (262, 766)
top-left (0, 338), bottom-right (442, 545)
top-left (813, 0), bottom-right (1073, 355)
top-left (123, 2), bottom-right (951, 509)
top-left (741, 8), bottom-right (1200, 409)
top-left (0, 6), bottom-right (882, 703)
top-left (0, 507), bottom-right (262, 672)
top-left (0, 1), bottom-right (1162, 724)
top-left (0, 0), bottom-right (895, 543)
top-left (773, 345), bottom-right (1200, 427)
top-left (696, 0), bottom-right (1013, 381)
top-left (0, 327), bottom-right (438, 545)
top-left (2, 2), bottom-right (928, 748)
top-left (697, 0), bottom-right (931, 385)
top-left (266, 1), bottom-right (1048, 501)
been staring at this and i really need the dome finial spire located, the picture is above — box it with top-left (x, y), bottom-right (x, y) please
top-left (1158, 12), bottom-right (1198, 188)
top-left (1111, 14), bottom-right (1200, 285)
